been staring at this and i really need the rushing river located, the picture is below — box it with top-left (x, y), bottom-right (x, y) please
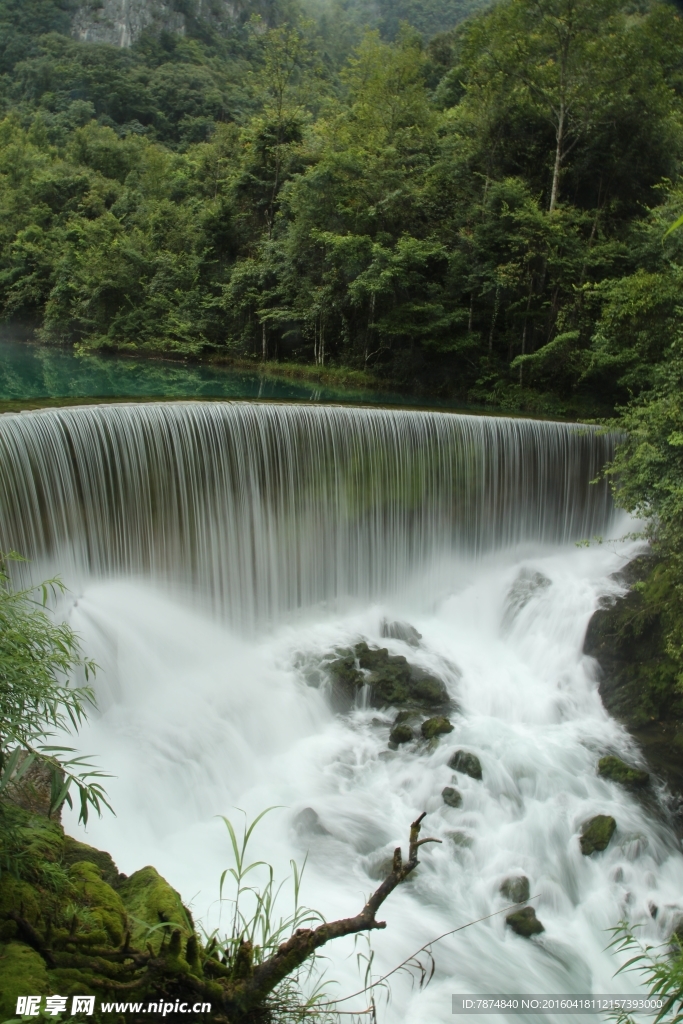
top-left (0, 401), bottom-right (681, 1022)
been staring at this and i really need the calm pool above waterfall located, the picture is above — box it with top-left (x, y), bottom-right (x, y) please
top-left (0, 337), bottom-right (463, 409)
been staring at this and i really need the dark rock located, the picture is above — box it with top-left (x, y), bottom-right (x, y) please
top-left (598, 755), bottom-right (649, 790)
top-left (389, 723), bottom-right (414, 745)
top-left (502, 569), bottom-right (551, 631)
top-left (448, 750), bottom-right (482, 780)
top-left (422, 716), bottom-right (454, 740)
top-left (409, 669), bottom-right (451, 709)
top-left (394, 709), bottom-right (419, 725)
top-left (500, 875), bottom-right (530, 904)
top-left (293, 808), bottom-right (331, 837)
top-left (580, 814), bottom-right (616, 855)
top-left (326, 651), bottom-right (365, 710)
top-left (506, 906), bottom-right (544, 938)
top-left (327, 642), bottom-right (450, 713)
top-left (381, 620), bottom-right (422, 647)
top-left (584, 555), bottom-right (683, 800)
top-left (442, 786), bottom-right (462, 808)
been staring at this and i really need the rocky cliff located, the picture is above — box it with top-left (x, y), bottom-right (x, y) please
top-left (71, 0), bottom-right (241, 47)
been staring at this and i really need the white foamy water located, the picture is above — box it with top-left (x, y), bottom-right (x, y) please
top-left (61, 538), bottom-right (683, 1023)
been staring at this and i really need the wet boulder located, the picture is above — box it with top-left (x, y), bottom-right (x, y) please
top-left (389, 722), bottom-right (414, 746)
top-left (421, 716), bottom-right (454, 740)
top-left (580, 814), bottom-right (616, 855)
top-left (326, 651), bottom-right (365, 709)
top-left (442, 786), bottom-right (462, 808)
top-left (448, 750), bottom-right (482, 780)
top-left (326, 642), bottom-right (450, 713)
top-left (502, 570), bottom-right (551, 631)
top-left (380, 620), bottom-right (422, 647)
top-left (598, 756), bottom-right (649, 790)
top-left (293, 807), bottom-right (331, 837)
top-left (506, 906), bottom-right (544, 938)
top-left (500, 875), bottom-right (530, 904)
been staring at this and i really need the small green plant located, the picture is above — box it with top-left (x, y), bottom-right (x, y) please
top-left (608, 922), bottom-right (683, 1024)
top-left (0, 553), bottom-right (111, 826)
top-left (203, 809), bottom-right (333, 1022)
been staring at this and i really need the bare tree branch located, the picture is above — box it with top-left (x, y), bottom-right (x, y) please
top-left (234, 812), bottom-right (441, 1011)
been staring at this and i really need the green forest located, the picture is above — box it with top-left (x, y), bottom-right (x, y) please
top-left (1, 0), bottom-right (682, 420)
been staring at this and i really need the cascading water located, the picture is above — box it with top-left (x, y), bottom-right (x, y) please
top-left (0, 401), bottom-right (681, 1023)
top-left (0, 403), bottom-right (614, 623)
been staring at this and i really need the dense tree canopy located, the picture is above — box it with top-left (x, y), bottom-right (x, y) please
top-left (1, 0), bottom-right (683, 415)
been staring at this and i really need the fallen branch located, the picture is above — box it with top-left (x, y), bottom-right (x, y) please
top-left (234, 812), bottom-right (441, 1012)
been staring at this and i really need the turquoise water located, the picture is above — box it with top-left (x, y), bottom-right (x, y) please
top-left (0, 339), bottom-right (457, 409)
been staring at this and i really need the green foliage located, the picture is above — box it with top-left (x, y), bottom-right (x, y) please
top-left (0, 554), bottom-right (110, 825)
top-left (205, 809), bottom-right (332, 1021)
top-left (609, 923), bottom-right (683, 1024)
top-left (608, 345), bottom-right (683, 681)
top-left (0, 0), bottom-right (682, 403)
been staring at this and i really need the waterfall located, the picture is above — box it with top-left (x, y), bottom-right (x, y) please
top-left (5, 399), bottom-right (674, 1024)
top-left (0, 402), bottom-right (616, 624)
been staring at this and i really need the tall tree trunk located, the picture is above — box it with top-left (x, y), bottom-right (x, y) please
top-left (519, 280), bottom-right (534, 385)
top-left (262, 322), bottom-right (267, 362)
top-left (549, 102), bottom-right (565, 214)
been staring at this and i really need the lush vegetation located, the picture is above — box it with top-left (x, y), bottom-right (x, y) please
top-left (0, 556), bottom-right (110, 829)
top-left (0, 0), bottom-right (681, 416)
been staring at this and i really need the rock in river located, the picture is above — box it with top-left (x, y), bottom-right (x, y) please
top-left (448, 750), bottom-right (482, 780)
top-left (442, 786), bottom-right (463, 808)
top-left (598, 755), bottom-right (649, 790)
top-left (389, 722), bottom-right (414, 746)
top-left (506, 906), bottom-right (544, 938)
top-left (500, 875), bottom-right (530, 904)
top-left (580, 814), bottom-right (616, 855)
top-left (326, 641), bottom-right (450, 713)
top-left (421, 716), bottom-right (454, 740)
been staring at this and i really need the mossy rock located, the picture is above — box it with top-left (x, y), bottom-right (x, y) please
top-left (326, 642), bottom-right (450, 713)
top-left (326, 652), bottom-right (364, 708)
top-left (506, 907), bottom-right (544, 938)
top-left (442, 786), bottom-right (462, 808)
top-left (421, 716), bottom-right (453, 740)
top-left (0, 874), bottom-right (43, 928)
top-left (2, 802), bottom-right (65, 865)
top-left (118, 866), bottom-right (192, 952)
top-left (448, 750), bottom-right (482, 780)
top-left (46, 966), bottom-right (99, 998)
top-left (389, 722), bottom-right (414, 745)
top-left (584, 556), bottom-right (683, 798)
top-left (63, 836), bottom-right (123, 888)
top-left (598, 756), bottom-right (649, 790)
top-left (580, 815), bottom-right (616, 855)
top-left (0, 942), bottom-right (51, 1019)
top-left (68, 861), bottom-right (128, 946)
top-left (500, 875), bottom-right (530, 904)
